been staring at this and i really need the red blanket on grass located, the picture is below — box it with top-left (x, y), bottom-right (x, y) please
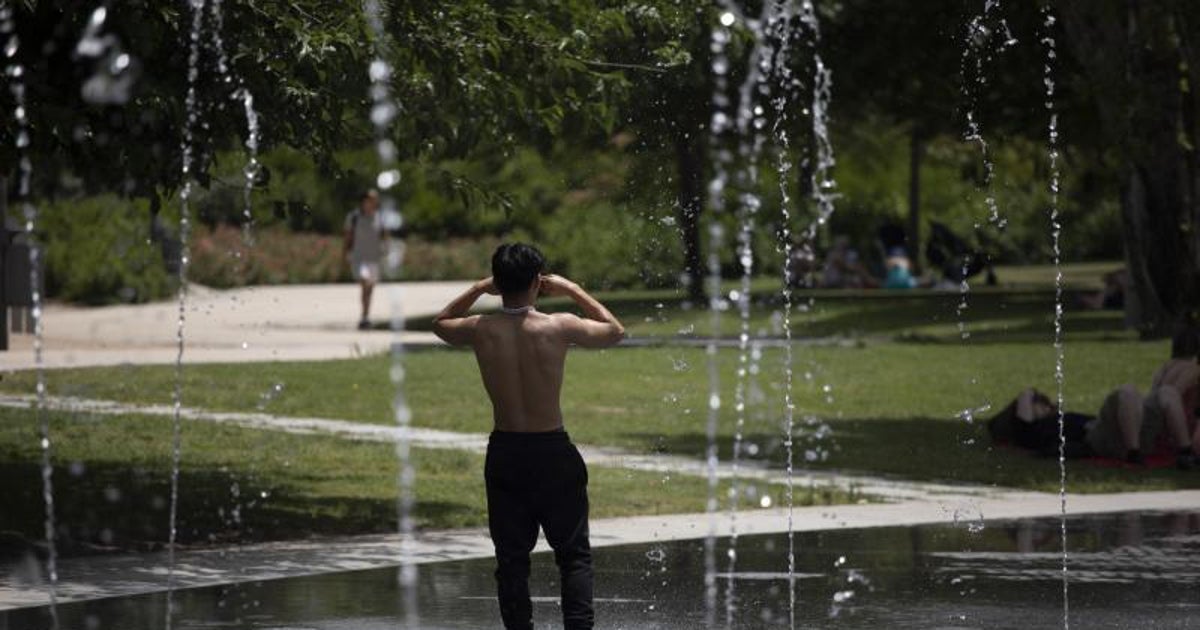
top-left (1086, 453), bottom-right (1175, 469)
top-left (995, 439), bottom-right (1177, 469)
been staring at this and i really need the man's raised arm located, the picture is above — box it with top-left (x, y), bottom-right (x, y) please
top-left (431, 278), bottom-right (495, 346)
top-left (543, 274), bottom-right (625, 348)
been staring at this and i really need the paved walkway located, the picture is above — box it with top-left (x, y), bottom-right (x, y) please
top-left (0, 282), bottom-right (496, 370)
top-left (0, 281), bottom-right (863, 371)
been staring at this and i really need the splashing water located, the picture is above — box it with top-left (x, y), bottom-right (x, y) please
top-left (206, 0), bottom-right (261, 242)
top-left (703, 7), bottom-right (736, 626)
top-left (951, 1), bottom-right (1016, 473)
top-left (765, 3), bottom-right (803, 624)
top-left (1041, 5), bottom-right (1069, 628)
top-left (956, 0), bottom-right (1017, 342)
top-left (361, 1), bottom-right (417, 625)
top-left (237, 89), bottom-right (260, 238)
top-left (166, 2), bottom-right (207, 628)
top-left (2, 8), bottom-right (59, 627)
top-left (718, 1), bottom-right (782, 622)
top-left (795, 0), bottom-right (841, 469)
top-left (74, 4), bottom-right (139, 106)
top-left (256, 381), bottom-right (286, 411)
top-left (797, 1), bottom-right (837, 243)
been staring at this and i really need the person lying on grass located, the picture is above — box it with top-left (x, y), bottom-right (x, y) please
top-left (431, 242), bottom-right (624, 630)
top-left (989, 326), bottom-right (1200, 469)
top-left (987, 388), bottom-right (1095, 459)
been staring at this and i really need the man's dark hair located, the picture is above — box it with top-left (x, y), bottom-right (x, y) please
top-left (1170, 325), bottom-right (1200, 360)
top-left (492, 243), bottom-right (545, 295)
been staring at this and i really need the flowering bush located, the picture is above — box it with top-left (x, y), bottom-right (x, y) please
top-left (188, 225), bottom-right (499, 288)
top-left (188, 225), bottom-right (345, 288)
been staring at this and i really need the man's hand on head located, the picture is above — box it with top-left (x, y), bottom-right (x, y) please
top-left (476, 277), bottom-right (500, 295)
top-left (539, 274), bottom-right (577, 297)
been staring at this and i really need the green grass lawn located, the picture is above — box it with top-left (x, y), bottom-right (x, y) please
top-left (2, 274), bottom-right (1192, 533)
top-left (615, 288), bottom-right (1132, 341)
top-left (2, 339), bottom-right (1190, 494)
top-left (990, 261), bottom-right (1122, 290)
top-left (0, 407), bottom-right (852, 556)
top-left (407, 261), bottom-right (1127, 341)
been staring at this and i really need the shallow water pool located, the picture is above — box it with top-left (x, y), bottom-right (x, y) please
top-left (4, 510), bottom-right (1198, 629)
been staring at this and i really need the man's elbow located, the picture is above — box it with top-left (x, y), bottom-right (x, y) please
top-left (431, 319), bottom-right (454, 344)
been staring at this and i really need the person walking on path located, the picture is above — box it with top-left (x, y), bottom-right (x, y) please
top-left (343, 189), bottom-right (386, 329)
top-left (431, 242), bottom-right (624, 630)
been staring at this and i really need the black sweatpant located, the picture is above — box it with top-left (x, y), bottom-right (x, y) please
top-left (485, 429), bottom-right (594, 630)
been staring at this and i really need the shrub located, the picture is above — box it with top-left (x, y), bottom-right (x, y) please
top-left (40, 195), bottom-right (173, 305)
top-left (536, 201), bottom-right (683, 290)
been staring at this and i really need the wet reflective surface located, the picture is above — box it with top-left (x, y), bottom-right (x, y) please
top-left (5, 510), bottom-right (1199, 629)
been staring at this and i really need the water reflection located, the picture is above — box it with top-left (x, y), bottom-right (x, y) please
top-left (4, 511), bottom-right (1198, 629)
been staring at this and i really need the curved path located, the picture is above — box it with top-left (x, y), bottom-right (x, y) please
top-left (0, 282), bottom-right (497, 370)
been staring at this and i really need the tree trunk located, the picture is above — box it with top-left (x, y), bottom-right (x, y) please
top-left (907, 126), bottom-right (924, 274)
top-left (1059, 0), bottom-right (1200, 336)
top-left (674, 135), bottom-right (706, 303)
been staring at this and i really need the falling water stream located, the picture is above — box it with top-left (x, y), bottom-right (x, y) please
top-left (949, 0), bottom-right (1017, 545)
top-left (797, 1), bottom-right (836, 241)
top-left (957, 0), bottom-right (1015, 345)
top-left (361, 1), bottom-right (418, 625)
top-left (956, 4), bottom-right (1070, 627)
top-left (206, 0), bottom-right (261, 242)
top-left (1041, 5), bottom-right (1070, 627)
top-left (2, 7), bottom-right (59, 628)
top-left (165, 2), bottom-right (207, 628)
top-left (237, 89), bottom-right (260, 237)
top-left (703, 7), bottom-right (735, 626)
top-left (794, 1), bottom-right (846, 615)
top-left (720, 1), bottom-right (780, 623)
top-left (704, 2), bottom-right (839, 625)
top-left (766, 3), bottom-right (802, 625)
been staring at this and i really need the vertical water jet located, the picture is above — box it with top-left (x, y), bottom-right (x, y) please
top-left (703, 6), bottom-right (736, 626)
top-left (1041, 4), bottom-right (1070, 627)
top-left (361, 1), bottom-right (417, 625)
top-left (1, 7), bottom-right (59, 627)
top-left (166, 2), bottom-right (207, 627)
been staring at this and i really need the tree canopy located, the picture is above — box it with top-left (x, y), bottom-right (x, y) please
top-left (1, 0), bottom-right (695, 199)
top-left (1, 1), bottom-right (1196, 333)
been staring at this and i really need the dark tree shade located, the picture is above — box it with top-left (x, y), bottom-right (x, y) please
top-left (1058, 0), bottom-right (1200, 335)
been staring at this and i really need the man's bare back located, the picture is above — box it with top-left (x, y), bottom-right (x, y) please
top-left (432, 273), bottom-right (624, 432)
top-left (473, 311), bottom-right (572, 432)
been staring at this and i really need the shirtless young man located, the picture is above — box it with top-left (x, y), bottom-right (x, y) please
top-left (431, 243), bottom-right (624, 630)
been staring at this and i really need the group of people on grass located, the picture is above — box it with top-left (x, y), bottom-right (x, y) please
top-left (818, 236), bottom-right (922, 290)
top-left (796, 222), bottom-right (998, 291)
top-left (988, 327), bottom-right (1200, 469)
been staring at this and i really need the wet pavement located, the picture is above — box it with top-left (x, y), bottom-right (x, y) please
top-left (5, 510), bottom-right (1198, 629)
